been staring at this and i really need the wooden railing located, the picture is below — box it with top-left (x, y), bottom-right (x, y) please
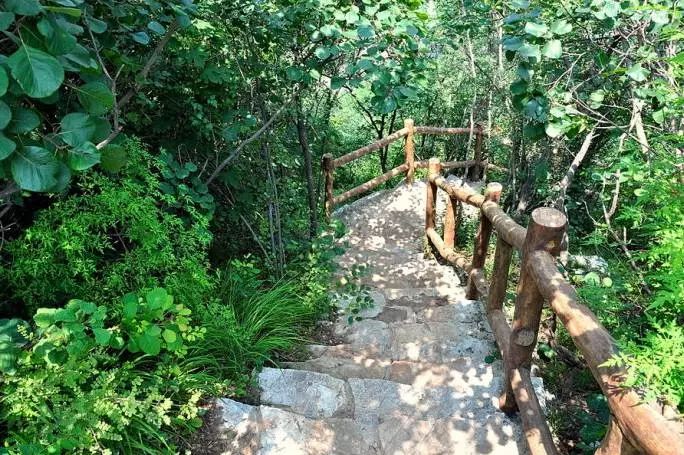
top-left (424, 157), bottom-right (684, 455)
top-left (322, 119), bottom-right (507, 217)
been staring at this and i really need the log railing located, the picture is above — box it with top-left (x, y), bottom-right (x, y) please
top-left (322, 118), bottom-right (495, 217)
top-left (424, 157), bottom-right (684, 455)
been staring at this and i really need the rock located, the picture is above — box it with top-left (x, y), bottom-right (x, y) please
top-left (258, 406), bottom-right (381, 455)
top-left (258, 368), bottom-right (353, 418)
top-left (569, 254), bottom-right (609, 274)
top-left (215, 398), bottom-right (259, 455)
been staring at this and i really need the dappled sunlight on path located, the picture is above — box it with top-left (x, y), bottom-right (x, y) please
top-left (215, 178), bottom-right (544, 454)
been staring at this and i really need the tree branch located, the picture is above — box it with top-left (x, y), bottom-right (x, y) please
top-left (205, 91), bottom-right (298, 186)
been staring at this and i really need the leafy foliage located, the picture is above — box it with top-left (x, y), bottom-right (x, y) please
top-left (0, 139), bottom-right (212, 315)
top-left (1, 289), bottom-right (222, 453)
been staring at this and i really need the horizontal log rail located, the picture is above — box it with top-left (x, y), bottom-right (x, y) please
top-left (322, 119), bottom-right (492, 217)
top-left (333, 163), bottom-right (408, 206)
top-left (423, 157), bottom-right (684, 455)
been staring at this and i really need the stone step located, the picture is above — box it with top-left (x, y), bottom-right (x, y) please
top-left (216, 398), bottom-right (381, 455)
top-left (257, 368), bottom-right (353, 419)
top-left (331, 316), bottom-right (496, 362)
top-left (282, 356), bottom-right (503, 389)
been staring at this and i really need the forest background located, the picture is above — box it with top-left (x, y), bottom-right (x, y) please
top-left (0, 0), bottom-right (681, 453)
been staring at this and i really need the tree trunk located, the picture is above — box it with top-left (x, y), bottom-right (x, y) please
top-left (296, 105), bottom-right (317, 239)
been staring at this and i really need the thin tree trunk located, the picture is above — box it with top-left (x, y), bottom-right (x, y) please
top-left (296, 103), bottom-right (317, 239)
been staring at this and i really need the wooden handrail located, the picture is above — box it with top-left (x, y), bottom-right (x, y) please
top-left (423, 157), bottom-right (684, 455)
top-left (332, 127), bottom-right (409, 168)
top-left (333, 163), bottom-right (408, 205)
top-left (323, 119), bottom-right (489, 217)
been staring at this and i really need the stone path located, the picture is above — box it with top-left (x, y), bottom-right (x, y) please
top-left (217, 178), bottom-right (544, 454)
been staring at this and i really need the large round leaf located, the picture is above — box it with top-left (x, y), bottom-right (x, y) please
top-left (10, 146), bottom-right (60, 192)
top-left (7, 107), bottom-right (39, 134)
top-left (76, 82), bottom-right (114, 115)
top-left (0, 67), bottom-right (8, 97)
top-left (7, 45), bottom-right (65, 99)
top-left (60, 113), bottom-right (95, 146)
top-left (6, 0), bottom-right (42, 16)
top-left (0, 133), bottom-right (16, 160)
top-left (0, 101), bottom-right (12, 129)
top-left (67, 142), bottom-right (100, 171)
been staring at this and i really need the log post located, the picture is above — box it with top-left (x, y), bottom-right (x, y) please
top-left (444, 195), bottom-right (457, 249)
top-left (468, 124), bottom-right (484, 180)
top-left (404, 118), bottom-right (415, 185)
top-left (500, 207), bottom-right (567, 414)
top-left (322, 153), bottom-right (334, 219)
top-left (465, 182), bottom-right (502, 299)
top-left (596, 418), bottom-right (640, 455)
top-left (486, 236), bottom-right (513, 317)
top-left (426, 158), bottom-right (441, 232)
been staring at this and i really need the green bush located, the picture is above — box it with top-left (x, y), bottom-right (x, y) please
top-left (0, 139), bottom-right (213, 316)
top-left (0, 288), bottom-right (226, 454)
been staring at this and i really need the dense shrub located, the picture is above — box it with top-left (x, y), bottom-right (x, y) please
top-left (0, 140), bottom-right (213, 316)
top-left (0, 288), bottom-right (226, 453)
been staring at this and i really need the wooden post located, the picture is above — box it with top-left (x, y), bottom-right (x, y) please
top-left (500, 207), bottom-right (567, 414)
top-left (404, 118), bottom-right (415, 185)
top-left (468, 124), bottom-right (484, 180)
top-left (465, 182), bottom-right (502, 299)
top-left (425, 158), bottom-right (441, 231)
top-left (322, 153), bottom-right (334, 219)
top-left (486, 236), bottom-right (513, 316)
top-left (444, 195), bottom-right (457, 249)
top-left (596, 418), bottom-right (640, 455)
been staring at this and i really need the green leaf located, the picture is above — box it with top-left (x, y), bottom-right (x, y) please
top-left (286, 67), bottom-right (303, 81)
top-left (0, 102), bottom-right (12, 130)
top-left (11, 146), bottom-right (60, 192)
top-left (146, 287), bottom-right (168, 311)
top-left (652, 109), bottom-right (665, 125)
top-left (76, 82), bottom-right (114, 115)
top-left (0, 12), bottom-right (15, 31)
top-left (34, 308), bottom-right (57, 328)
top-left (550, 19), bottom-right (572, 35)
top-left (148, 21), bottom-right (166, 35)
top-left (67, 142), bottom-right (100, 171)
top-left (542, 40), bottom-right (562, 59)
top-left (524, 22), bottom-right (548, 37)
top-left (7, 46), bottom-right (65, 99)
top-left (503, 37), bottom-right (523, 51)
top-left (7, 107), bottom-right (39, 134)
top-left (626, 64), bottom-right (649, 82)
top-left (6, 0), bottom-right (42, 16)
top-left (510, 79), bottom-right (528, 95)
top-left (584, 272), bottom-right (601, 286)
top-left (44, 6), bottom-right (82, 17)
top-left (0, 67), bottom-right (8, 97)
top-left (518, 43), bottom-right (540, 60)
top-left (93, 328), bottom-right (111, 346)
top-left (132, 31), bottom-right (150, 45)
top-left (60, 113), bottom-right (95, 146)
top-left (122, 293), bottom-right (138, 319)
top-left (602, 0), bottom-right (621, 18)
top-left (314, 46), bottom-right (331, 60)
top-left (138, 328), bottom-right (161, 355)
top-left (357, 25), bottom-right (375, 39)
top-left (162, 329), bottom-right (177, 343)
top-left (0, 134), bottom-right (16, 160)
top-left (86, 17), bottom-right (107, 34)
top-left (77, 300), bottom-right (97, 315)
top-left (545, 122), bottom-right (564, 138)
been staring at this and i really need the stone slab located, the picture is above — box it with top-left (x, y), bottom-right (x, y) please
top-left (258, 368), bottom-right (353, 418)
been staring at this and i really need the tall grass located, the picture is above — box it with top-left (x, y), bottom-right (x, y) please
top-left (195, 272), bottom-right (318, 385)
